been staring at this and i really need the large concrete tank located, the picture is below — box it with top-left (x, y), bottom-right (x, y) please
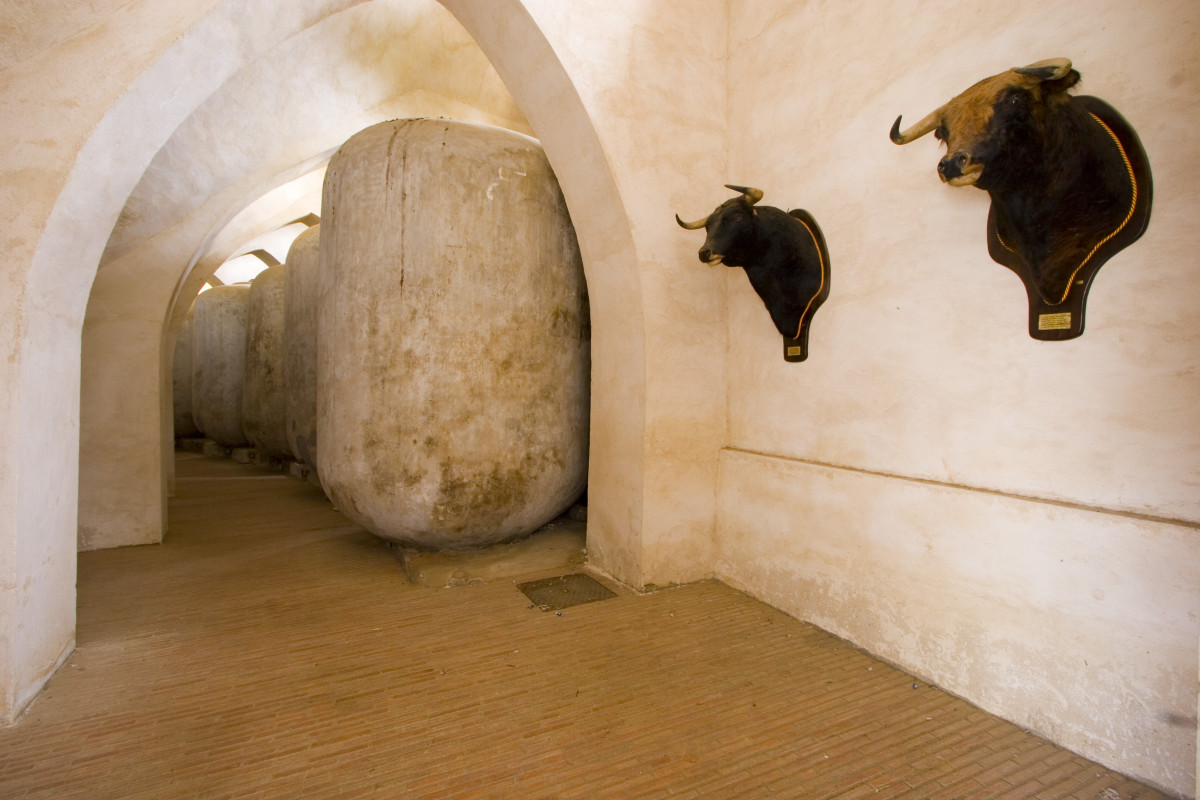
top-left (284, 225), bottom-right (320, 470)
top-left (191, 284), bottom-right (251, 448)
top-left (318, 118), bottom-right (590, 549)
top-left (242, 264), bottom-right (291, 459)
top-left (172, 305), bottom-right (201, 439)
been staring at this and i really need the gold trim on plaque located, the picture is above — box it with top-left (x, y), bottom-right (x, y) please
top-left (792, 217), bottom-right (826, 340)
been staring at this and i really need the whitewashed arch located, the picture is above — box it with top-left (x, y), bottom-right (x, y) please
top-left (8, 0), bottom-right (648, 721)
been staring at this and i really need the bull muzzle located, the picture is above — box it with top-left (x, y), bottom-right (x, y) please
top-left (938, 153), bottom-right (966, 181)
top-left (938, 153), bottom-right (983, 186)
top-left (697, 246), bottom-right (724, 266)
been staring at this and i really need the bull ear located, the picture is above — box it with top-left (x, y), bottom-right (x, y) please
top-left (1015, 58), bottom-right (1073, 82)
top-left (1016, 58), bottom-right (1080, 96)
top-left (1043, 69), bottom-right (1081, 94)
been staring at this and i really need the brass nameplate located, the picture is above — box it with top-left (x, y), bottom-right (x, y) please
top-left (786, 346), bottom-right (803, 357)
top-left (1038, 312), bottom-right (1072, 331)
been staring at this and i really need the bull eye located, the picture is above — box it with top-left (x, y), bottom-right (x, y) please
top-left (997, 87), bottom-right (1030, 116)
top-left (934, 125), bottom-right (947, 142)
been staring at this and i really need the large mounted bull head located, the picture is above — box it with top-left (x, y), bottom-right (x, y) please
top-left (891, 58), bottom-right (1152, 340)
top-left (676, 185), bottom-right (830, 362)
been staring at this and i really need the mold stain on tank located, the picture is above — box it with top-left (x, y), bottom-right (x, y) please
top-left (549, 305), bottom-right (589, 341)
top-left (432, 460), bottom-right (537, 535)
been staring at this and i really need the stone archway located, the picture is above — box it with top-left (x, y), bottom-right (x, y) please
top-left (433, 0), bottom-right (648, 583)
top-left (9, 0), bottom-right (648, 722)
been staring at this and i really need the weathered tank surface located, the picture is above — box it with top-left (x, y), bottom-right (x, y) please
top-left (191, 284), bottom-right (251, 448)
top-left (318, 118), bottom-right (589, 549)
top-left (284, 225), bottom-right (320, 471)
top-left (243, 264), bottom-right (291, 459)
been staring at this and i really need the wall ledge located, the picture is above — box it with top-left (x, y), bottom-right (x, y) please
top-left (723, 446), bottom-right (1200, 531)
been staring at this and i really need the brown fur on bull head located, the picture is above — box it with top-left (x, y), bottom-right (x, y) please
top-left (890, 58), bottom-right (1078, 187)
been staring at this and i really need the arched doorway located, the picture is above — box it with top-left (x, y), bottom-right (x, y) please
top-left (12, 0), bottom-right (649, 722)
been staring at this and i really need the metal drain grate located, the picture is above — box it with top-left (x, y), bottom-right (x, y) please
top-left (518, 573), bottom-right (616, 611)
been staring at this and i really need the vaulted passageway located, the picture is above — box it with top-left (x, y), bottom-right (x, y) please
top-left (0, 452), bottom-right (1171, 799)
top-left (4, 1), bottom-right (1195, 793)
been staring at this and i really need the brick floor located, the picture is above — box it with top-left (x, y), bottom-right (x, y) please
top-left (0, 452), bottom-right (1176, 799)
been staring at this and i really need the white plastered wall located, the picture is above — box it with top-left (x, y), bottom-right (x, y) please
top-left (0, 0), bottom-right (225, 726)
top-left (503, 0), bottom-right (729, 586)
top-left (715, 1), bottom-right (1200, 795)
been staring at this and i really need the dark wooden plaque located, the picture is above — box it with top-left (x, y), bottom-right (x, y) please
top-left (783, 208), bottom-right (831, 362)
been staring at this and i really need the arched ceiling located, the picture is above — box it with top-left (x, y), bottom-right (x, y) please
top-left (101, 0), bottom-right (531, 290)
top-left (0, 0), bottom-right (145, 74)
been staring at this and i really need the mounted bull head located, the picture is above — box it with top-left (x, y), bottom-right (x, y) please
top-left (891, 58), bottom-right (1152, 340)
top-left (676, 185), bottom-right (830, 362)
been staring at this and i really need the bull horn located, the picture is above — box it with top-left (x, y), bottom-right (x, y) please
top-left (1015, 58), bottom-right (1073, 81)
top-left (890, 104), bottom-right (946, 145)
top-left (675, 212), bottom-right (709, 230)
top-left (725, 184), bottom-right (764, 205)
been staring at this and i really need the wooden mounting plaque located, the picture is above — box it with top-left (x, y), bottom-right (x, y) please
top-left (783, 208), bottom-right (831, 362)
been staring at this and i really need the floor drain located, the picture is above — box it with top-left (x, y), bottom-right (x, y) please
top-left (517, 573), bottom-right (616, 611)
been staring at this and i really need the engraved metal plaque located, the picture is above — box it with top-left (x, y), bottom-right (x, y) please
top-left (1038, 312), bottom-right (1072, 331)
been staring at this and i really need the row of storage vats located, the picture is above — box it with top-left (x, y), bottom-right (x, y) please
top-left (173, 119), bottom-right (591, 550)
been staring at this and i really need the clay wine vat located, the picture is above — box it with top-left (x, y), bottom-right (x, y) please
top-left (191, 284), bottom-right (251, 448)
top-left (317, 118), bottom-right (589, 549)
top-left (242, 264), bottom-right (291, 459)
top-left (283, 225), bottom-right (321, 472)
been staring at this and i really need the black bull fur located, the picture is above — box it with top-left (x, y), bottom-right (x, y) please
top-left (676, 191), bottom-right (830, 360)
top-left (977, 91), bottom-right (1149, 309)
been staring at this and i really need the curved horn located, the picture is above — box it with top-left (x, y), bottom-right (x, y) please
top-left (890, 104), bottom-right (946, 145)
top-left (1014, 58), bottom-right (1073, 82)
top-left (724, 184), bottom-right (764, 205)
top-left (675, 212), bottom-right (709, 230)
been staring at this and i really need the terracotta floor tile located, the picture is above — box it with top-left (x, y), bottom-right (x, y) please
top-left (0, 452), bottom-right (1175, 800)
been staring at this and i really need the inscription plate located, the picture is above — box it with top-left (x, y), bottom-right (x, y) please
top-left (1038, 312), bottom-right (1073, 331)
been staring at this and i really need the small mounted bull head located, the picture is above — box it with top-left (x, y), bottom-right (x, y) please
top-left (891, 58), bottom-right (1152, 340)
top-left (676, 185), bottom-right (830, 362)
